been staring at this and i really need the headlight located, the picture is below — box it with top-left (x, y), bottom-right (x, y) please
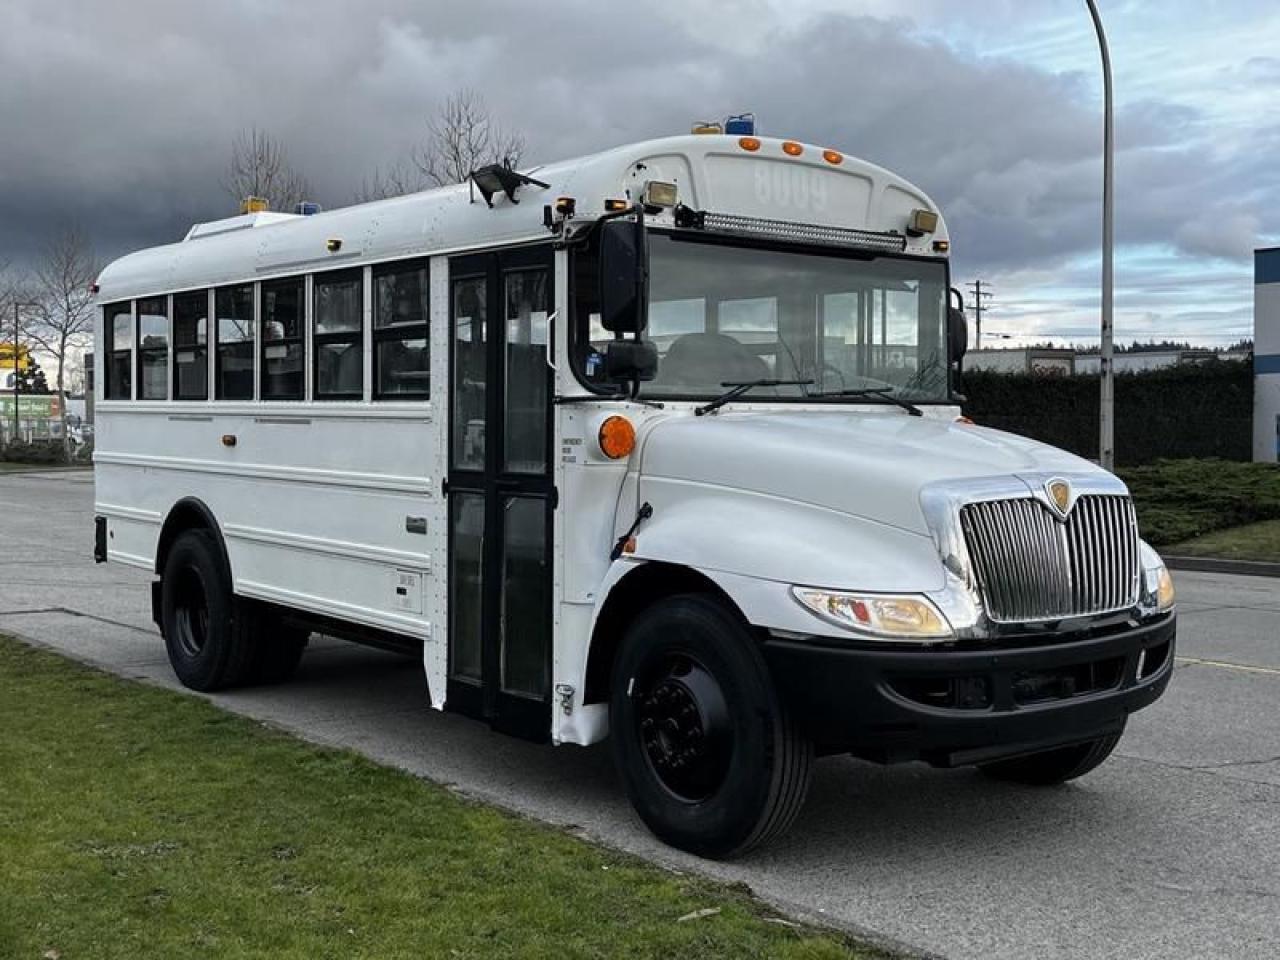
top-left (791, 587), bottom-right (954, 642)
top-left (1139, 541), bottom-right (1175, 613)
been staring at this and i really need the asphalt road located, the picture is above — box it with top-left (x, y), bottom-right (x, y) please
top-left (3, 468), bottom-right (1277, 959)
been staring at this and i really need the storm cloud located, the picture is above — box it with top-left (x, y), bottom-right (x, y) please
top-left (1, 0), bottom-right (1276, 343)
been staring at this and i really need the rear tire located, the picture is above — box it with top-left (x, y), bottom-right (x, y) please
top-left (610, 594), bottom-right (813, 859)
top-left (979, 729), bottom-right (1123, 785)
top-left (160, 530), bottom-right (255, 691)
top-left (244, 620), bottom-right (309, 685)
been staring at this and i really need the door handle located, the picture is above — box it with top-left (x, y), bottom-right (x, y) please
top-left (544, 310), bottom-right (558, 372)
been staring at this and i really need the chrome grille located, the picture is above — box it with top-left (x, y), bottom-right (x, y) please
top-left (959, 495), bottom-right (1140, 623)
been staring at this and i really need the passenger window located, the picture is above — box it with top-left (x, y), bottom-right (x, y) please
top-left (136, 297), bottom-right (169, 400)
top-left (261, 278), bottom-right (305, 400)
top-left (314, 269), bottom-right (363, 400)
top-left (173, 290), bottom-right (208, 401)
top-left (104, 303), bottom-right (132, 399)
top-left (372, 261), bottom-right (429, 400)
top-left (215, 285), bottom-right (254, 400)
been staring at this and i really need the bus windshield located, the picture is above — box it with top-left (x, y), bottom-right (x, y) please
top-left (581, 233), bottom-right (951, 403)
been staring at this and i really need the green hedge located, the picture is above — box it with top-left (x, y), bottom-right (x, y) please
top-left (1117, 459), bottom-right (1280, 545)
top-left (0, 440), bottom-right (69, 465)
top-left (961, 360), bottom-right (1252, 466)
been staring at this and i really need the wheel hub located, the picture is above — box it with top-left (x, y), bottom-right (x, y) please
top-left (636, 659), bottom-right (731, 802)
top-left (174, 568), bottom-right (209, 658)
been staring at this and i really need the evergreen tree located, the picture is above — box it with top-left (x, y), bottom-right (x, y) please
top-left (16, 355), bottom-right (50, 394)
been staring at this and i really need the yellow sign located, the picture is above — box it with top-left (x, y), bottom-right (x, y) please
top-left (0, 345), bottom-right (32, 372)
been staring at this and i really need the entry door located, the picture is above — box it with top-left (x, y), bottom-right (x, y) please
top-left (446, 246), bottom-right (554, 740)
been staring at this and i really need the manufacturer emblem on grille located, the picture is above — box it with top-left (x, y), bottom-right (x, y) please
top-left (1045, 478), bottom-right (1073, 519)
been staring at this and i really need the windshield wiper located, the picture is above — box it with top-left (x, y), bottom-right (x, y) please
top-left (695, 379), bottom-right (814, 417)
top-left (556, 393), bottom-right (665, 409)
top-left (821, 387), bottom-right (923, 417)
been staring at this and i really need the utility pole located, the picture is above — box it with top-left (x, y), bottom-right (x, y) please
top-left (966, 281), bottom-right (992, 349)
top-left (12, 303), bottom-right (23, 444)
top-left (1086, 0), bottom-right (1116, 470)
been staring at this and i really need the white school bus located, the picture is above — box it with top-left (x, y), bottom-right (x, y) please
top-left (93, 133), bottom-right (1176, 857)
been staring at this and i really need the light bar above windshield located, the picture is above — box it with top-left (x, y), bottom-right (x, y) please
top-left (673, 205), bottom-right (908, 254)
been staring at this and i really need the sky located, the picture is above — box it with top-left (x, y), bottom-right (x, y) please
top-left (1, 0), bottom-right (1276, 348)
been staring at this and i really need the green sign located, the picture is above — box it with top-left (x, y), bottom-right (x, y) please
top-left (0, 395), bottom-right (61, 418)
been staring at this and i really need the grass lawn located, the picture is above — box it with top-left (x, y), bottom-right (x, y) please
top-left (1166, 517), bottom-right (1280, 563)
top-left (0, 460), bottom-right (88, 472)
top-left (0, 636), bottom-right (883, 960)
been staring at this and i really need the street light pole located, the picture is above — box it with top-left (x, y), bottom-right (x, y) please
top-left (11, 301), bottom-right (38, 445)
top-left (1085, 0), bottom-right (1116, 471)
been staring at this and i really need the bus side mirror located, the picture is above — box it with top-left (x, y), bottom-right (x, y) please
top-left (947, 306), bottom-right (968, 364)
top-left (598, 218), bottom-right (648, 334)
top-left (605, 339), bottom-right (658, 383)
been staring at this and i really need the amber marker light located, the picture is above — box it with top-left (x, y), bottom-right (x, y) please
top-left (782, 141), bottom-right (804, 156)
top-left (598, 415), bottom-right (637, 459)
top-left (738, 136), bottom-right (761, 152)
top-left (822, 149), bottom-right (843, 165)
top-left (955, 416), bottom-right (976, 425)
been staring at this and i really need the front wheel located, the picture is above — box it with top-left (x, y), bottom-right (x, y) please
top-left (979, 729), bottom-right (1124, 785)
top-left (610, 594), bottom-right (813, 859)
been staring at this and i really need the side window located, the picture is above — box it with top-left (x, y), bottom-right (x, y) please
top-left (261, 277), bottom-right (304, 401)
top-left (104, 303), bottom-right (132, 399)
top-left (215, 285), bottom-right (254, 400)
top-left (313, 269), bottom-right (363, 400)
top-left (173, 290), bottom-right (208, 400)
top-left (372, 260), bottom-right (429, 400)
top-left (136, 296), bottom-right (169, 400)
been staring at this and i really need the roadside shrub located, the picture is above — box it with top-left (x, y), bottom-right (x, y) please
top-left (962, 359), bottom-right (1252, 465)
top-left (1117, 459), bottom-right (1280, 545)
top-left (0, 440), bottom-right (69, 465)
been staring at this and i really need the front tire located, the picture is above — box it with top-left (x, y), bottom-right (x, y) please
top-left (979, 729), bottom-right (1123, 785)
top-left (610, 594), bottom-right (813, 859)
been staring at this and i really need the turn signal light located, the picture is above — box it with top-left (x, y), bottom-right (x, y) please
top-left (738, 137), bottom-right (761, 152)
top-left (781, 141), bottom-right (804, 156)
top-left (604, 198), bottom-right (629, 212)
top-left (598, 416), bottom-right (636, 459)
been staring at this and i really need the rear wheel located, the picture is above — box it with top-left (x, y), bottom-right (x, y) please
top-left (610, 594), bottom-right (813, 859)
top-left (160, 530), bottom-right (255, 691)
top-left (245, 619), bottom-right (310, 685)
top-left (979, 729), bottom-right (1123, 785)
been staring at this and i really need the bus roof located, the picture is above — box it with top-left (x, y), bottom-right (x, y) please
top-left (96, 135), bottom-right (948, 303)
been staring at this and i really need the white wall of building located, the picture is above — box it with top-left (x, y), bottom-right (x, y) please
top-left (1255, 248), bottom-right (1280, 463)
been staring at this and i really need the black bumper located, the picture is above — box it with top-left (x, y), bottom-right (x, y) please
top-left (764, 614), bottom-right (1175, 766)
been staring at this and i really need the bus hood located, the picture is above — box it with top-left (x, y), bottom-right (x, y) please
top-left (636, 410), bottom-right (1105, 536)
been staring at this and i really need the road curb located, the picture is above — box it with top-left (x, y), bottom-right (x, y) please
top-left (1165, 555), bottom-right (1280, 578)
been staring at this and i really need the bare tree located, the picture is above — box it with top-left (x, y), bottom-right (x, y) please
top-left (28, 225), bottom-right (99, 459)
top-left (411, 89), bottom-right (526, 187)
top-left (223, 127), bottom-right (314, 213)
top-left (352, 160), bottom-right (428, 204)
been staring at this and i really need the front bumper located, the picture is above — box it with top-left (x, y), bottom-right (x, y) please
top-left (763, 613), bottom-right (1175, 766)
